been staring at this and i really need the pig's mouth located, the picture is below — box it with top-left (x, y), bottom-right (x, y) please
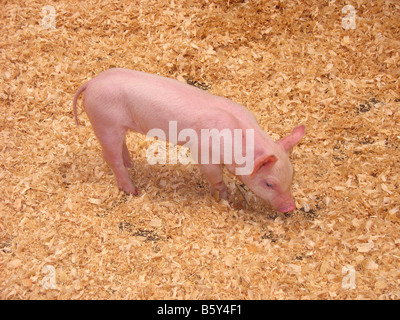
top-left (276, 203), bottom-right (296, 213)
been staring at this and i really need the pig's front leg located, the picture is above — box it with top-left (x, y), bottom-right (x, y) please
top-left (122, 138), bottom-right (132, 168)
top-left (199, 164), bottom-right (228, 200)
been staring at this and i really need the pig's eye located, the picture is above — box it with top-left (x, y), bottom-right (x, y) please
top-left (265, 182), bottom-right (274, 188)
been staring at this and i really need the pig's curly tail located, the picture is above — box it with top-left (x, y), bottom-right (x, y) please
top-left (72, 82), bottom-right (89, 126)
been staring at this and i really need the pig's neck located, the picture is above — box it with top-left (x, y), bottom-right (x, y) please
top-left (225, 129), bottom-right (276, 176)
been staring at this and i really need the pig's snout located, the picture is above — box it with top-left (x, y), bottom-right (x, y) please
top-left (277, 202), bottom-right (296, 213)
top-left (271, 196), bottom-right (296, 213)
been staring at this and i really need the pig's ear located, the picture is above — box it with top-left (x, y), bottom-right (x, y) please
top-left (277, 125), bottom-right (305, 152)
top-left (251, 155), bottom-right (277, 176)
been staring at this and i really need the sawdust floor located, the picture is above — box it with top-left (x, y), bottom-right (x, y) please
top-left (1, 0), bottom-right (400, 299)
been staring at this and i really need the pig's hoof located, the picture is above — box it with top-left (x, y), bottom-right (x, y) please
top-left (125, 189), bottom-right (139, 196)
top-left (129, 187), bottom-right (139, 196)
top-left (119, 184), bottom-right (139, 196)
top-left (211, 189), bottom-right (228, 201)
top-left (219, 190), bottom-right (228, 200)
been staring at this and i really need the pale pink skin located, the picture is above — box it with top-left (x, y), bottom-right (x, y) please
top-left (73, 68), bottom-right (305, 213)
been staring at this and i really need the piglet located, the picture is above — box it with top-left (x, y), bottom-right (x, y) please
top-left (73, 68), bottom-right (305, 213)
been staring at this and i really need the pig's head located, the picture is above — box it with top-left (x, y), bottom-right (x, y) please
top-left (239, 125), bottom-right (305, 213)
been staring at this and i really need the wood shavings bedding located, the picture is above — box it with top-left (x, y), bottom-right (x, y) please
top-left (1, 0), bottom-right (399, 299)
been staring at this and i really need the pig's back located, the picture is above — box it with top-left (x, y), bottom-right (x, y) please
top-left (86, 68), bottom-right (261, 135)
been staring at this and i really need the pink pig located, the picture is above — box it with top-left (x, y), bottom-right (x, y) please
top-left (73, 68), bottom-right (305, 213)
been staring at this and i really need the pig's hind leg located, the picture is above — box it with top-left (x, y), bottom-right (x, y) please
top-left (92, 126), bottom-right (138, 195)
